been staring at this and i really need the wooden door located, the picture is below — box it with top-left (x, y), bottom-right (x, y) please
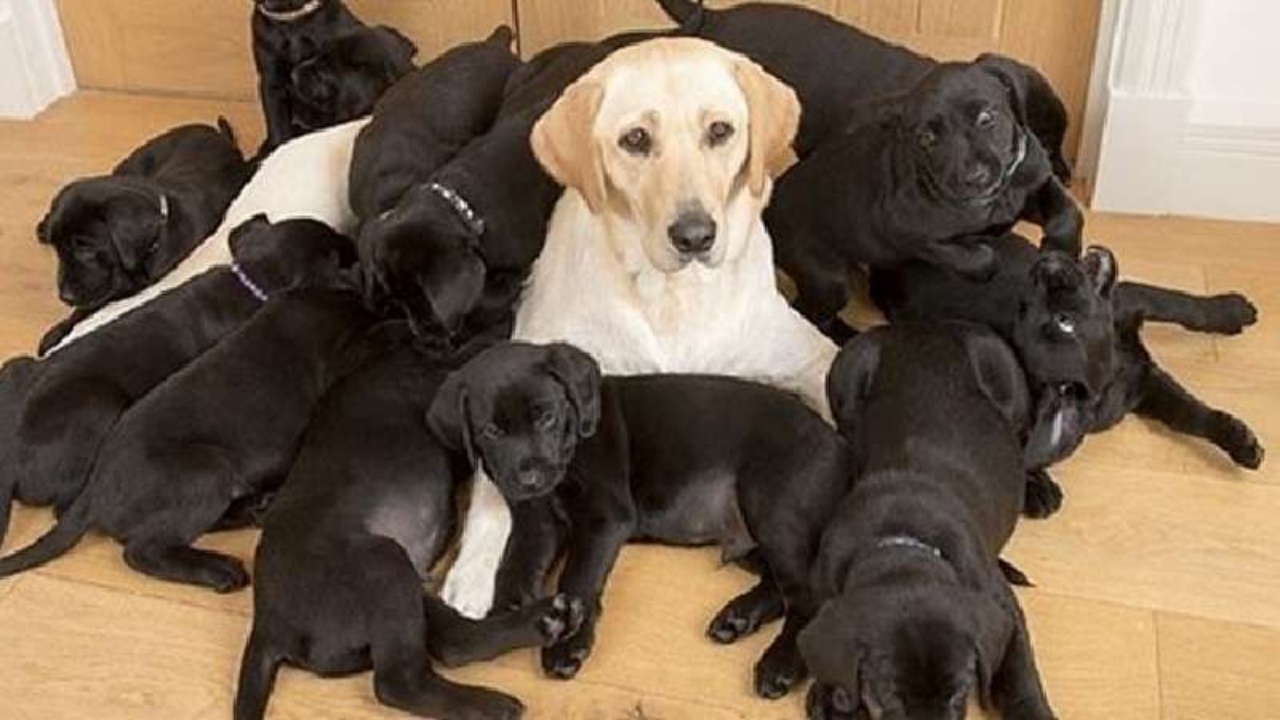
top-left (516, 0), bottom-right (1103, 162)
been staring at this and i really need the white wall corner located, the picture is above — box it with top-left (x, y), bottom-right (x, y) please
top-left (1090, 0), bottom-right (1280, 223)
top-left (0, 0), bottom-right (76, 120)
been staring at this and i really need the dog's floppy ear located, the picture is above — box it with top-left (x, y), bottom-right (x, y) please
top-left (544, 343), bottom-right (602, 438)
top-left (532, 78), bottom-right (607, 213)
top-left (976, 53), bottom-right (1072, 180)
top-left (798, 599), bottom-right (862, 701)
top-left (826, 328), bottom-right (883, 436)
top-left (421, 249), bottom-right (486, 334)
top-left (369, 25), bottom-right (418, 74)
top-left (1082, 245), bottom-right (1117, 299)
top-left (106, 188), bottom-right (168, 272)
top-left (733, 56), bottom-right (801, 197)
top-left (427, 369), bottom-right (477, 467)
top-left (228, 213), bottom-right (273, 260)
top-left (968, 588), bottom-right (1019, 710)
top-left (963, 327), bottom-right (1030, 429)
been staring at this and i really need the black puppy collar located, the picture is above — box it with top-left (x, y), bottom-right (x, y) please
top-left (427, 182), bottom-right (486, 236)
top-left (230, 262), bottom-right (270, 303)
top-left (257, 0), bottom-right (323, 22)
top-left (875, 535), bottom-right (945, 561)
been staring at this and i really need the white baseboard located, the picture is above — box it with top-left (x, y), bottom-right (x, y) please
top-left (0, 0), bottom-right (75, 119)
top-left (1092, 92), bottom-right (1280, 223)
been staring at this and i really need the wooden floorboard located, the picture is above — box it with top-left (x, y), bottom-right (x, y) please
top-left (0, 92), bottom-right (1277, 719)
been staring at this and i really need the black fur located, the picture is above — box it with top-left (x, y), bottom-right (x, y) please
top-left (655, 0), bottom-right (1071, 175)
top-left (252, 0), bottom-right (415, 154)
top-left (431, 343), bottom-right (851, 700)
top-left (0, 217), bottom-right (351, 550)
top-left (872, 233), bottom-right (1264, 517)
top-left (765, 61), bottom-right (1082, 343)
top-left (803, 322), bottom-right (1053, 720)
top-left (349, 26), bottom-right (520, 223)
top-left (235, 339), bottom-right (584, 720)
top-left (36, 120), bottom-right (252, 341)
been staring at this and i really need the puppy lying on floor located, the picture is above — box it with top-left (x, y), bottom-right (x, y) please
top-left (237, 339), bottom-right (584, 720)
top-left (287, 25), bottom-right (418, 138)
top-left (764, 64), bottom-right (1082, 341)
top-left (37, 119), bottom-right (254, 352)
top-left (349, 25), bottom-right (520, 223)
top-left (252, 0), bottom-right (412, 154)
top-left (0, 220), bottom-right (378, 591)
top-left (0, 217), bottom-right (349, 547)
top-left (429, 342), bottom-right (851, 700)
top-left (871, 233), bottom-right (1263, 516)
top-left (802, 322), bottom-right (1053, 720)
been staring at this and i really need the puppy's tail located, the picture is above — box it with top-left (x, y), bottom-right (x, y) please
top-left (0, 491), bottom-right (91, 578)
top-left (217, 116), bottom-right (240, 149)
top-left (486, 24), bottom-right (515, 49)
top-left (234, 627), bottom-right (284, 720)
top-left (655, 0), bottom-right (704, 25)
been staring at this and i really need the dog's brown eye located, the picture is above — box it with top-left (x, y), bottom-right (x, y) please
top-left (619, 127), bottom-right (653, 156)
top-left (976, 109), bottom-right (996, 129)
top-left (1053, 312), bottom-right (1076, 335)
top-left (918, 128), bottom-right (937, 149)
top-left (706, 121), bottom-right (735, 147)
top-left (480, 423), bottom-right (504, 440)
top-left (535, 410), bottom-right (557, 431)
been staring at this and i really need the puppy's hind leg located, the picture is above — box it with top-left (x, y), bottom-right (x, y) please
top-left (1135, 363), bottom-right (1264, 469)
top-left (424, 592), bottom-right (585, 668)
top-left (1116, 283), bottom-right (1258, 335)
top-left (750, 543), bottom-right (819, 699)
top-left (233, 627), bottom-right (284, 720)
top-left (442, 470), bottom-right (512, 619)
top-left (123, 540), bottom-right (250, 593)
top-left (363, 539), bottom-right (524, 720)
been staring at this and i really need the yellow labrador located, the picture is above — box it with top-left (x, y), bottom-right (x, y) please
top-left (444, 38), bottom-right (838, 618)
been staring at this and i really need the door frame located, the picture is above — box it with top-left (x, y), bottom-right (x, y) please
top-left (0, 0), bottom-right (75, 119)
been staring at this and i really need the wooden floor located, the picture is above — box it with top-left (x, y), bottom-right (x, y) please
top-left (1, 92), bottom-right (1278, 720)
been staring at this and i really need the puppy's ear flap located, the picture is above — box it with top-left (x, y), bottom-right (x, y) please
top-left (545, 343), bottom-right (602, 438)
top-left (532, 78), bottom-right (607, 214)
top-left (968, 588), bottom-right (1020, 710)
top-left (427, 370), bottom-right (477, 467)
top-left (228, 213), bottom-right (272, 261)
top-left (825, 329), bottom-right (883, 436)
top-left (1082, 245), bottom-right (1117, 299)
top-left (734, 56), bottom-right (801, 197)
top-left (106, 190), bottom-right (167, 272)
top-left (372, 26), bottom-right (418, 74)
top-left (422, 250), bottom-right (486, 333)
top-left (976, 53), bottom-right (1072, 180)
top-left (797, 599), bottom-right (862, 696)
top-left (963, 328), bottom-right (1030, 429)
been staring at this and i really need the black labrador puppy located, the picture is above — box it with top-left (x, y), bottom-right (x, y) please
top-left (655, 0), bottom-right (1071, 176)
top-left (252, 0), bottom-right (414, 154)
top-left (429, 343), bottom-right (851, 700)
top-left (802, 322), bottom-right (1053, 720)
top-left (0, 217), bottom-right (352, 552)
top-left (765, 63), bottom-right (1082, 342)
top-left (349, 26), bottom-right (520, 223)
top-left (872, 233), bottom-right (1263, 516)
top-left (37, 119), bottom-right (253, 350)
top-left (288, 25), bottom-right (418, 136)
top-left (236, 339), bottom-right (584, 720)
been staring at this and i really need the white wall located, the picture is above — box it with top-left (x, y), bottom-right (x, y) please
top-left (1089, 0), bottom-right (1280, 223)
top-left (0, 0), bottom-right (75, 119)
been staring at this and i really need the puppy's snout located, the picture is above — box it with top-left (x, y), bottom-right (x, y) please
top-left (668, 210), bottom-right (717, 256)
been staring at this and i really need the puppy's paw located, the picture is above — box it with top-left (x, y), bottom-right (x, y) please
top-left (754, 649), bottom-right (806, 700)
top-left (806, 683), bottom-right (856, 720)
top-left (1217, 414), bottom-right (1265, 470)
top-left (1023, 470), bottom-right (1064, 519)
top-left (537, 594), bottom-right (586, 645)
top-left (541, 634), bottom-right (592, 680)
top-left (207, 559), bottom-right (251, 594)
top-left (1204, 293), bottom-right (1258, 335)
top-left (707, 609), bottom-right (755, 645)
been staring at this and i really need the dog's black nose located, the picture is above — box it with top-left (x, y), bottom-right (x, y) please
top-left (668, 212), bottom-right (717, 255)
